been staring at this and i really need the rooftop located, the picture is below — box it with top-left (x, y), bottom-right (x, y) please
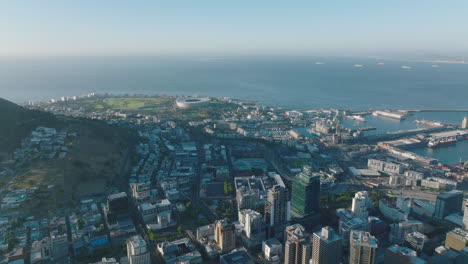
top-left (447, 228), bottom-right (468, 241)
top-left (197, 224), bottom-right (214, 232)
top-left (387, 244), bottom-right (417, 257)
top-left (350, 231), bottom-right (378, 248)
top-left (129, 235), bottom-right (147, 249)
top-left (263, 238), bottom-right (282, 248)
top-left (343, 217), bottom-right (368, 230)
top-left (108, 192), bottom-right (127, 200)
top-left (438, 190), bottom-right (463, 199)
top-left (406, 231), bottom-right (428, 242)
top-left (140, 199), bottom-right (171, 211)
top-left (413, 200), bottom-right (435, 213)
top-left (315, 226), bottom-right (341, 243)
top-left (220, 247), bottom-right (253, 264)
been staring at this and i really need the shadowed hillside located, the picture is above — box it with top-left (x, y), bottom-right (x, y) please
top-left (0, 98), bottom-right (138, 216)
top-left (0, 98), bottom-right (57, 155)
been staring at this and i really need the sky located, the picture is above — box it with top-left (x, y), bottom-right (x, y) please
top-left (1, 1), bottom-right (468, 56)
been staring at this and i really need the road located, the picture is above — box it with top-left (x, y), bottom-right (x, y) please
top-left (193, 138), bottom-right (219, 222)
top-left (264, 145), bottom-right (294, 184)
top-left (65, 214), bottom-right (76, 264)
top-left (385, 189), bottom-right (438, 202)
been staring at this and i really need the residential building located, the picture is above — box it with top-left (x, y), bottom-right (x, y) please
top-left (51, 235), bottom-right (68, 260)
top-left (384, 245), bottom-right (426, 264)
top-left (432, 245), bottom-right (461, 263)
top-left (97, 257), bottom-right (119, 264)
top-left (138, 199), bottom-right (173, 230)
top-left (389, 220), bottom-right (424, 245)
top-left (30, 239), bottom-right (52, 263)
top-left (195, 224), bottom-right (221, 259)
top-left (349, 231), bottom-right (378, 264)
top-left (405, 231), bottom-right (428, 253)
top-left (236, 187), bottom-right (259, 212)
top-left (264, 185), bottom-right (290, 238)
top-left (262, 238), bottom-right (282, 262)
top-left (404, 170), bottom-right (424, 187)
top-left (107, 192), bottom-right (130, 214)
top-left (445, 228), bottom-right (468, 252)
top-left (219, 247), bottom-right (254, 264)
top-left (367, 159), bottom-right (403, 174)
top-left (311, 226), bottom-right (343, 264)
top-left (215, 219), bottom-right (236, 253)
top-left (139, 199), bottom-right (171, 222)
top-left (127, 235), bottom-right (150, 264)
top-left (156, 238), bottom-right (202, 264)
top-left (340, 216), bottom-right (369, 248)
top-left (368, 216), bottom-right (386, 239)
top-left (30, 235), bottom-right (69, 263)
top-left (130, 183), bottom-right (151, 202)
top-left (389, 175), bottom-right (406, 186)
top-left (196, 224), bottom-right (215, 240)
top-left (352, 191), bottom-right (372, 219)
top-left (379, 199), bottom-right (408, 222)
top-left (463, 199), bottom-right (468, 230)
top-left (434, 190), bottom-right (463, 220)
top-left (284, 224), bottom-right (311, 264)
top-left (105, 192), bottom-right (130, 226)
top-left (421, 177), bottom-right (457, 191)
top-left (456, 247), bottom-right (468, 264)
top-left (239, 209), bottom-right (266, 246)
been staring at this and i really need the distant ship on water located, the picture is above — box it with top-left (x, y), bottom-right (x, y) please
top-left (428, 137), bottom-right (457, 148)
top-left (432, 64), bottom-right (440, 68)
top-left (315, 62), bottom-right (325, 65)
top-left (354, 64), bottom-right (364, 67)
top-left (402, 66), bottom-right (412, 69)
top-left (346, 115), bottom-right (366, 122)
top-left (376, 62), bottom-right (385, 65)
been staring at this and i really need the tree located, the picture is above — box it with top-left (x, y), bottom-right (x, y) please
top-left (148, 229), bottom-right (156, 240)
top-left (94, 220), bottom-right (102, 228)
top-left (197, 219), bottom-right (208, 227)
top-left (7, 237), bottom-right (19, 250)
top-left (77, 218), bottom-right (85, 230)
top-left (177, 226), bottom-right (183, 234)
top-left (224, 181), bottom-right (232, 195)
top-left (27, 179), bottom-right (36, 186)
top-left (369, 190), bottom-right (382, 207)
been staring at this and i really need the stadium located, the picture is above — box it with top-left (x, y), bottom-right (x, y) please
top-left (175, 97), bottom-right (211, 108)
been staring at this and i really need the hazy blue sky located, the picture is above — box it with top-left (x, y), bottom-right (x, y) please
top-left (1, 1), bottom-right (467, 55)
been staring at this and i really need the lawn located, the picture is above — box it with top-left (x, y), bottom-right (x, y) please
top-left (11, 164), bottom-right (63, 189)
top-left (104, 97), bottom-right (174, 110)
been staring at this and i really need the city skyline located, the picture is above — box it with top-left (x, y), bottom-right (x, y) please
top-left (1, 2), bottom-right (468, 264)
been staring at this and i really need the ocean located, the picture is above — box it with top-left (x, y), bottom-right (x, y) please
top-left (1, 55), bottom-right (468, 110)
top-left (1, 55), bottom-right (467, 164)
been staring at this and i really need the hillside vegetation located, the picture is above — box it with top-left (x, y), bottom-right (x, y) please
top-left (0, 98), bottom-right (57, 156)
top-left (0, 98), bottom-right (138, 216)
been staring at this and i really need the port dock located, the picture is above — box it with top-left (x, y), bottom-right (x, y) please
top-left (407, 109), bottom-right (468, 112)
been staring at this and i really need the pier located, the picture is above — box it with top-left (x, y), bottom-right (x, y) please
top-left (359, 127), bottom-right (377, 132)
top-left (407, 109), bottom-right (468, 113)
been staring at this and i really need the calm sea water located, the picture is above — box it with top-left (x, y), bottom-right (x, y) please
top-left (1, 55), bottom-right (467, 164)
top-left (412, 140), bottom-right (468, 165)
top-left (1, 55), bottom-right (468, 110)
top-left (340, 111), bottom-right (468, 135)
top-left (341, 111), bottom-right (468, 164)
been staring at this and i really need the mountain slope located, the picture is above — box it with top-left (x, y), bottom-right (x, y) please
top-left (0, 98), bottom-right (56, 154)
